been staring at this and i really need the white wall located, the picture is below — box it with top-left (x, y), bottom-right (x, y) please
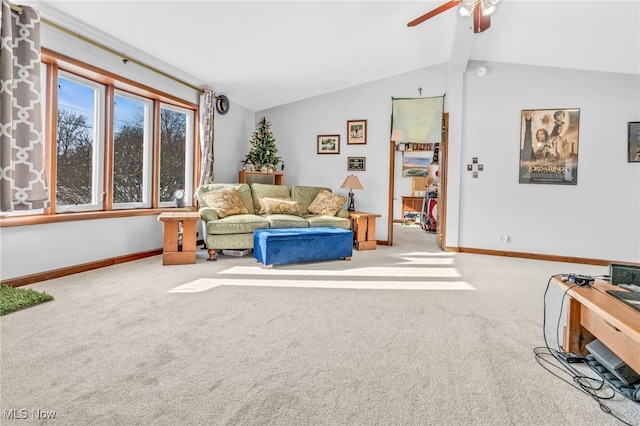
top-left (458, 61), bottom-right (639, 262)
top-left (1, 217), bottom-right (162, 278)
top-left (259, 61), bottom-right (640, 263)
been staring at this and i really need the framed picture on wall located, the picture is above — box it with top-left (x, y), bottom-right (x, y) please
top-left (402, 154), bottom-right (430, 177)
top-left (628, 121), bottom-right (640, 162)
top-left (518, 108), bottom-right (580, 185)
top-left (347, 156), bottom-right (366, 171)
top-left (317, 135), bottom-right (340, 154)
top-left (347, 120), bottom-right (367, 145)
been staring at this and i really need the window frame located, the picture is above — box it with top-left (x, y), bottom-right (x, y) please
top-left (157, 103), bottom-right (195, 209)
top-left (111, 89), bottom-right (154, 210)
top-left (55, 70), bottom-right (107, 213)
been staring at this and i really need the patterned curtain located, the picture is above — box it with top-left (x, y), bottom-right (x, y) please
top-left (198, 89), bottom-right (215, 185)
top-left (0, 1), bottom-right (49, 212)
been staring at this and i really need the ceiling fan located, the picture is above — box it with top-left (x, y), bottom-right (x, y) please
top-left (408, 0), bottom-right (501, 33)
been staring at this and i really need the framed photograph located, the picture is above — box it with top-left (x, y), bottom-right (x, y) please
top-left (518, 108), bottom-right (580, 185)
top-left (347, 156), bottom-right (366, 171)
top-left (628, 121), bottom-right (640, 162)
top-left (402, 154), bottom-right (430, 177)
top-left (317, 134), bottom-right (340, 154)
top-left (347, 120), bottom-right (367, 145)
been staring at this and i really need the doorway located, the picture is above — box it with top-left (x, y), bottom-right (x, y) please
top-left (387, 113), bottom-right (448, 249)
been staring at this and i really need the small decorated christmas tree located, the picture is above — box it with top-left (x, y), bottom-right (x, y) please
top-left (244, 116), bottom-right (282, 172)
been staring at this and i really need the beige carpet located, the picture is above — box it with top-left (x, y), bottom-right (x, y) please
top-left (1, 226), bottom-right (638, 425)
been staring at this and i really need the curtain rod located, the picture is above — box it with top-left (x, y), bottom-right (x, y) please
top-left (8, 1), bottom-right (204, 94)
top-left (8, 2), bottom-right (21, 13)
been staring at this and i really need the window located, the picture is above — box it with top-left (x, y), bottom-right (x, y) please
top-left (158, 104), bottom-right (194, 208)
top-left (112, 91), bottom-right (153, 209)
top-left (55, 72), bottom-right (105, 212)
top-left (0, 52), bottom-right (200, 225)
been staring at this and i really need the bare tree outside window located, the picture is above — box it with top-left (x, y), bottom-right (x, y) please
top-left (113, 96), bottom-right (145, 204)
top-left (55, 75), bottom-right (104, 211)
top-left (159, 107), bottom-right (187, 202)
top-left (56, 109), bottom-right (94, 205)
top-left (54, 75), bottom-right (193, 211)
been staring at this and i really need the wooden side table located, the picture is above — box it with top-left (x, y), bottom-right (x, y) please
top-left (349, 211), bottom-right (381, 250)
top-left (157, 212), bottom-right (200, 265)
top-left (401, 196), bottom-right (423, 221)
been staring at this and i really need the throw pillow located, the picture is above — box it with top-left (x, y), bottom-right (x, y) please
top-left (201, 187), bottom-right (249, 218)
top-left (258, 197), bottom-right (301, 216)
top-left (307, 190), bottom-right (347, 216)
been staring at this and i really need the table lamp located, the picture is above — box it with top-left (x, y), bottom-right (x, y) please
top-left (340, 175), bottom-right (364, 212)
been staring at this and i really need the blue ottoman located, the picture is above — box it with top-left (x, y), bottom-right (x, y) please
top-left (254, 227), bottom-right (353, 268)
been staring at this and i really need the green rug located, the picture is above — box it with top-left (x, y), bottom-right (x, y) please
top-left (0, 284), bottom-right (54, 316)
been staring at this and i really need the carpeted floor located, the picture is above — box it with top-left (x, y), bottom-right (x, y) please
top-left (1, 226), bottom-right (638, 425)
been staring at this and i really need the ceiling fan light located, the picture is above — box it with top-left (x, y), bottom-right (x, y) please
top-left (459, 2), bottom-right (474, 17)
top-left (480, 1), bottom-right (496, 16)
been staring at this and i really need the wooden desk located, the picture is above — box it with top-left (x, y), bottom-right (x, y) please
top-left (554, 277), bottom-right (640, 374)
top-left (401, 196), bottom-right (423, 220)
top-left (349, 211), bottom-right (380, 250)
top-left (157, 212), bottom-right (200, 265)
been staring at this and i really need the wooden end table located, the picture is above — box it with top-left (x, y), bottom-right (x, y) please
top-left (157, 212), bottom-right (200, 265)
top-left (348, 211), bottom-right (381, 250)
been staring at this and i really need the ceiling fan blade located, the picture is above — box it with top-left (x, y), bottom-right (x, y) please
top-left (407, 0), bottom-right (462, 27)
top-left (473, 4), bottom-right (491, 33)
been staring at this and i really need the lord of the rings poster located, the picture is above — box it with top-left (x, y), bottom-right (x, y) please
top-left (519, 108), bottom-right (580, 185)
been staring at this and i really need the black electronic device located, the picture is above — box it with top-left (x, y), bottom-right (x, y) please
top-left (586, 339), bottom-right (640, 386)
top-left (606, 290), bottom-right (640, 312)
top-left (567, 273), bottom-right (594, 286)
top-left (610, 263), bottom-right (640, 286)
top-left (558, 352), bottom-right (585, 364)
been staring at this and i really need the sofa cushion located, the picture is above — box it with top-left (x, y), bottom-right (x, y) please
top-left (250, 183), bottom-right (292, 214)
top-left (206, 214), bottom-right (270, 235)
top-left (304, 214), bottom-right (351, 229)
top-left (258, 197), bottom-right (301, 215)
top-left (307, 190), bottom-right (347, 216)
top-left (264, 214), bottom-right (309, 229)
top-left (197, 183), bottom-right (254, 214)
top-left (201, 187), bottom-right (249, 218)
top-left (291, 185), bottom-right (331, 215)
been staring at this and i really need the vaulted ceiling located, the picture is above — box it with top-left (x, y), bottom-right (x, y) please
top-left (28, 1), bottom-right (640, 111)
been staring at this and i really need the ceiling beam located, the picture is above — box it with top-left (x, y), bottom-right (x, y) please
top-left (448, 14), bottom-right (475, 74)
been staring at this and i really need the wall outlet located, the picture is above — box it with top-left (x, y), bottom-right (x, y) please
top-left (500, 235), bottom-right (510, 243)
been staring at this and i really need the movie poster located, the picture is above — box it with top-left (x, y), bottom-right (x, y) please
top-left (519, 108), bottom-right (580, 185)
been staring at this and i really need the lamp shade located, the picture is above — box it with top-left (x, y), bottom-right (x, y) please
top-left (340, 175), bottom-right (364, 190)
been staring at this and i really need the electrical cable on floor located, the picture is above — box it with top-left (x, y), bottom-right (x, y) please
top-left (533, 274), bottom-right (636, 426)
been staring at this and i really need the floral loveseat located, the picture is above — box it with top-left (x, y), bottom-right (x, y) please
top-left (195, 183), bottom-right (351, 260)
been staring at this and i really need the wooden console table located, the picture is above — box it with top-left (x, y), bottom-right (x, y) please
top-left (349, 211), bottom-right (381, 251)
top-left (157, 212), bottom-right (200, 265)
top-left (553, 276), bottom-right (640, 374)
top-left (238, 170), bottom-right (284, 185)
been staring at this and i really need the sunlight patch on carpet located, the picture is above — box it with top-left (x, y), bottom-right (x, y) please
top-left (401, 251), bottom-right (455, 257)
top-left (219, 266), bottom-right (461, 277)
top-left (169, 278), bottom-right (475, 293)
top-left (399, 257), bottom-right (455, 265)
